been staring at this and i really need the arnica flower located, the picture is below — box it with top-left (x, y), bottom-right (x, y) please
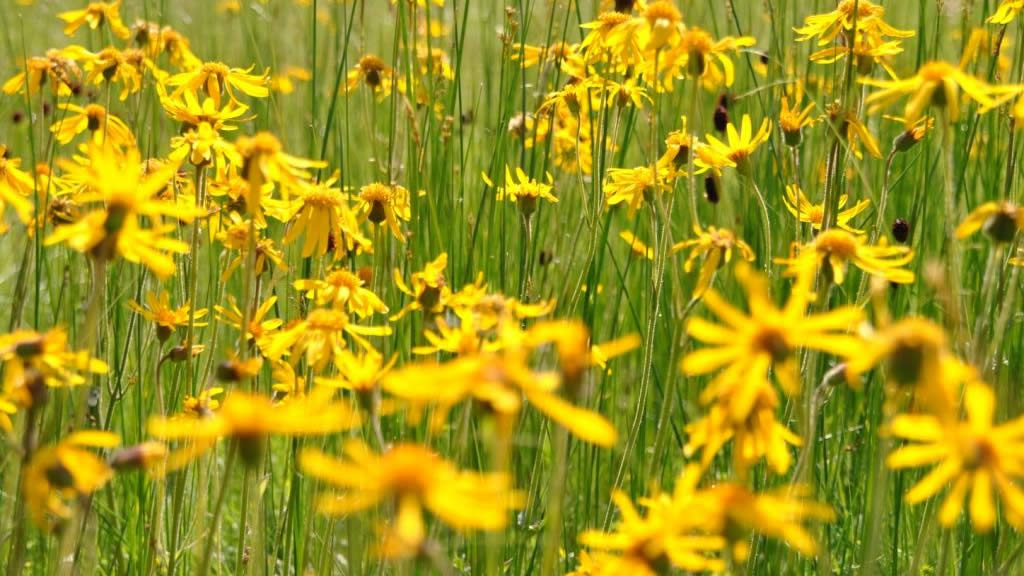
top-left (682, 261), bottom-right (862, 423)
top-left (825, 101), bottom-right (883, 159)
top-left (793, 0), bottom-right (913, 47)
top-left (263, 307), bottom-right (392, 371)
top-left (862, 61), bottom-right (998, 127)
top-left (392, 253), bottom-right (450, 319)
top-left (673, 225), bottom-right (755, 299)
top-left (671, 27), bottom-right (755, 91)
top-left (884, 114), bottom-right (935, 151)
top-left (357, 182), bottom-right (411, 242)
top-left (385, 338), bottom-right (617, 446)
top-left (684, 380), bottom-right (800, 476)
top-left (74, 46), bottom-right (148, 101)
top-left (604, 165), bottom-right (670, 217)
top-left (300, 441), bottom-right (522, 556)
top-left (58, 1), bottom-right (131, 40)
top-left (779, 95), bottom-right (815, 147)
top-left (159, 87), bottom-right (251, 132)
top-left (149, 389), bottom-right (361, 469)
top-left (579, 11), bottom-right (642, 67)
top-left (493, 166), bottom-right (558, 217)
top-left (235, 132), bottom-right (325, 208)
top-left (346, 55), bottom-right (395, 96)
top-left (606, 0), bottom-right (684, 55)
top-left (525, 319), bottom-right (640, 390)
top-left (0, 328), bottom-right (107, 409)
top-left (170, 122), bottom-right (241, 168)
top-left (776, 229), bottom-right (914, 285)
top-left (3, 49), bottom-right (82, 96)
top-left (51, 103), bottom-right (135, 148)
top-left (214, 295), bottom-right (283, 354)
top-left (24, 430), bottom-right (120, 530)
top-left (579, 470), bottom-right (726, 575)
top-left (317, 346), bottom-right (397, 399)
top-left (214, 213), bottom-right (289, 281)
top-left (989, 1), bottom-right (1024, 24)
top-left (701, 483), bottom-right (835, 563)
top-left (44, 143), bottom-right (197, 277)
top-left (844, 317), bottom-right (966, 417)
top-left (283, 175), bottom-right (367, 258)
top-left (411, 316), bottom-right (494, 357)
top-left (783, 185), bottom-right (870, 234)
top-left (704, 114), bottom-right (772, 176)
top-left (956, 201), bottom-right (1023, 244)
top-left (165, 61), bottom-right (270, 108)
top-left (294, 268), bottom-right (388, 318)
top-left (0, 148), bottom-right (36, 230)
top-left (887, 382), bottom-right (1024, 533)
top-left (128, 290), bottom-right (208, 342)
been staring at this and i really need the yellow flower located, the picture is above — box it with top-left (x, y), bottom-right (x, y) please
top-left (887, 382), bottom-right (1024, 532)
top-left (862, 61), bottom-right (998, 126)
top-left (262, 308), bottom-right (391, 371)
top-left (44, 143), bottom-right (197, 277)
top-left (671, 27), bottom-right (755, 90)
top-left (391, 253), bottom-right (450, 319)
top-left (673, 225), bottom-right (755, 299)
top-left (214, 295), bottom-right (282, 353)
top-left (0, 328), bottom-right (107, 409)
top-left (579, 472), bottom-right (725, 574)
top-left (283, 175), bottom-right (367, 258)
top-left (170, 122), bottom-right (240, 168)
top-left (317, 346), bottom-right (397, 395)
top-left (165, 61), bottom-right (270, 108)
top-left (701, 483), bottom-right (834, 563)
top-left (357, 182), bottom-right (411, 242)
top-left (704, 114), bottom-right (772, 175)
top-left (3, 50), bottom-right (82, 96)
top-left (75, 47), bottom-right (148, 101)
top-left (989, 1), bottom-right (1024, 24)
top-left (23, 430), bottom-right (120, 529)
top-left (300, 441), bottom-right (522, 555)
top-left (51, 103), bottom-right (135, 148)
top-left (793, 0), bottom-right (913, 46)
top-left (956, 201), bottom-right (1023, 243)
top-left (386, 334), bottom-right (617, 446)
top-left (149, 389), bottom-right (361, 469)
top-left (826, 102), bottom-right (883, 159)
top-left (158, 87), bottom-right (251, 132)
top-left (346, 55), bottom-right (395, 96)
top-left (681, 262), bottom-right (862, 422)
top-left (0, 148), bottom-right (36, 229)
top-left (235, 132), bottom-right (325, 210)
top-left (603, 165), bottom-right (670, 217)
top-left (776, 229), bottom-right (914, 285)
top-left (779, 95), bottom-right (815, 146)
top-left (493, 166), bottom-right (558, 216)
top-left (58, 1), bottom-right (131, 40)
top-left (270, 66), bottom-right (312, 94)
top-left (783, 185), bottom-right (870, 234)
top-left (128, 290), bottom-right (207, 342)
top-left (293, 268), bottom-right (387, 318)
top-left (685, 381), bottom-right (799, 476)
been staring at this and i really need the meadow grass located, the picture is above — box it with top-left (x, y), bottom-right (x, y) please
top-left (0, 0), bottom-right (1022, 575)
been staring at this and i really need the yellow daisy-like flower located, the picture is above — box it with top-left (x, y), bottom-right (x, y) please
top-left (165, 61), bottom-right (269, 108)
top-left (783, 185), bottom-right (870, 234)
top-left (989, 0), bottom-right (1024, 24)
top-left (776, 229), bottom-right (914, 285)
top-left (357, 182), bottom-right (411, 242)
top-left (293, 268), bottom-right (388, 318)
top-left (127, 290), bottom-right (208, 342)
top-left (603, 165), bottom-right (670, 217)
top-left (793, 0), bottom-right (913, 46)
top-left (300, 441), bottom-right (522, 555)
top-left (862, 60), bottom-right (998, 127)
top-left (779, 95), bottom-right (815, 146)
top-left (681, 261), bottom-right (862, 422)
top-left (888, 382), bottom-right (1024, 533)
top-left (493, 166), bottom-right (558, 216)
top-left (672, 225), bottom-right (755, 299)
top-left (283, 175), bottom-right (367, 258)
top-left (23, 431), bottom-right (120, 530)
top-left (956, 201), bottom-right (1023, 243)
top-left (262, 307), bottom-right (391, 371)
top-left (51, 103), bottom-right (135, 148)
top-left (58, 1), bottom-right (131, 40)
top-left (0, 148), bottom-right (36, 229)
top-left (704, 114), bottom-right (772, 175)
top-left (391, 252), bottom-right (450, 319)
top-left (346, 54), bottom-right (395, 96)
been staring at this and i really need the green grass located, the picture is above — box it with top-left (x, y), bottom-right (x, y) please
top-left (0, 0), bottom-right (1023, 575)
